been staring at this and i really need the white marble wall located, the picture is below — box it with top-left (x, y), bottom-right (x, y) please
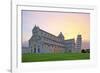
top-left (29, 26), bottom-right (81, 53)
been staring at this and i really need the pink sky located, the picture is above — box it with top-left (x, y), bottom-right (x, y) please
top-left (22, 10), bottom-right (90, 49)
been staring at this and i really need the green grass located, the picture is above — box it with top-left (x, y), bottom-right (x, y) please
top-left (22, 53), bottom-right (90, 62)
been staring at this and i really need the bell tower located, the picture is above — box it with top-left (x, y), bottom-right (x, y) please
top-left (76, 35), bottom-right (82, 52)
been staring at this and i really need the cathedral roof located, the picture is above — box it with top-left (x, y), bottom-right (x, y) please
top-left (58, 32), bottom-right (64, 38)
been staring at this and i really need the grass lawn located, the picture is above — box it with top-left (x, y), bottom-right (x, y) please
top-left (22, 53), bottom-right (90, 62)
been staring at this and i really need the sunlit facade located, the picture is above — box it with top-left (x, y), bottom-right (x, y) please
top-left (29, 26), bottom-right (82, 53)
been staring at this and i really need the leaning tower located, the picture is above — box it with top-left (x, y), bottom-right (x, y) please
top-left (76, 35), bottom-right (82, 53)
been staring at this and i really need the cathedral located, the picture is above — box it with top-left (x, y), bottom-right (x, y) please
top-left (29, 25), bottom-right (82, 53)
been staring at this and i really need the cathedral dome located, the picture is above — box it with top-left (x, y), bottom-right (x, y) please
top-left (58, 32), bottom-right (64, 40)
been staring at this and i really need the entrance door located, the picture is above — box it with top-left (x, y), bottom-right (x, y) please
top-left (34, 48), bottom-right (36, 53)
